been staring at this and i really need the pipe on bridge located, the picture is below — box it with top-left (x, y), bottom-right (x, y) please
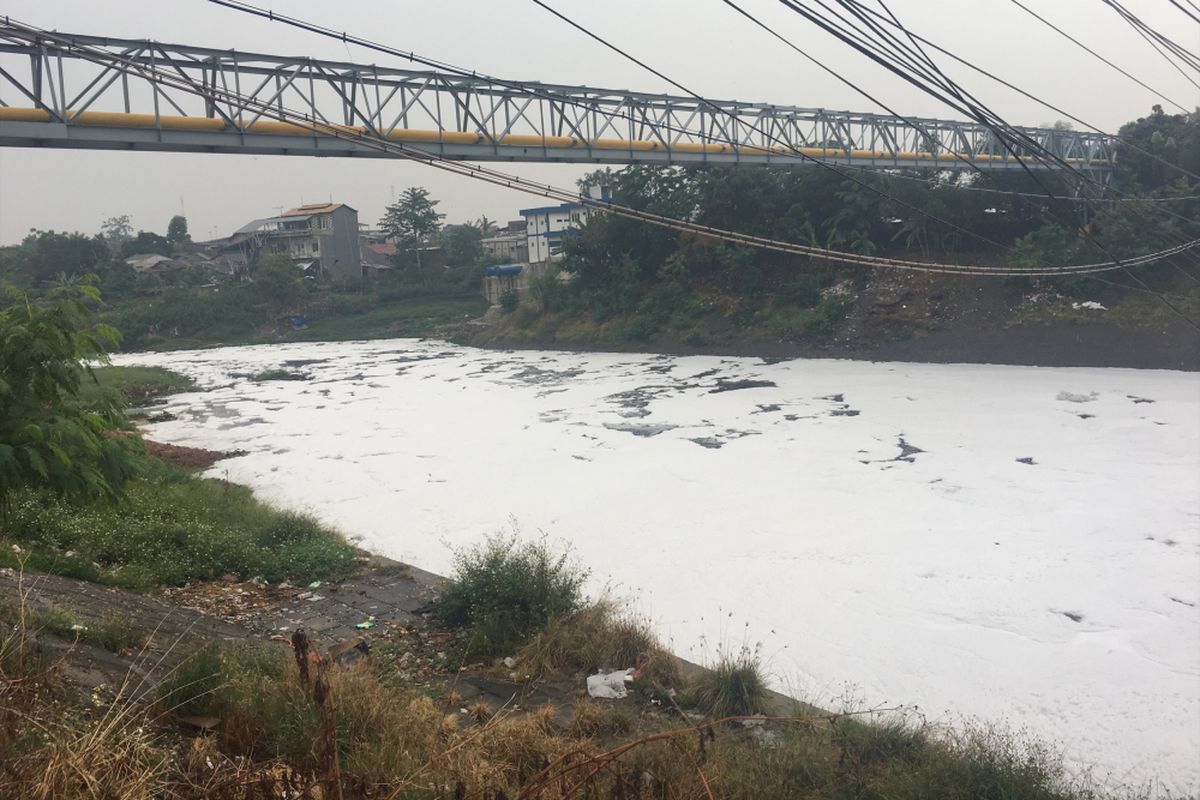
top-left (0, 107), bottom-right (1106, 166)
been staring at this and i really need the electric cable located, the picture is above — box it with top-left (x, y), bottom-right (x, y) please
top-left (2, 16), bottom-right (1195, 284)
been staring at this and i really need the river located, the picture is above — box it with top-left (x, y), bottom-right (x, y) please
top-left (117, 339), bottom-right (1200, 794)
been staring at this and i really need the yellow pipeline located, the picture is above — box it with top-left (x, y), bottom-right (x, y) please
top-left (0, 107), bottom-right (1100, 165)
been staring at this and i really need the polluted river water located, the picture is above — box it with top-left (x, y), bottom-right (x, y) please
top-left (116, 339), bottom-right (1200, 794)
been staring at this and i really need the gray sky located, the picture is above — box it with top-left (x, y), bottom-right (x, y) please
top-left (0, 0), bottom-right (1196, 245)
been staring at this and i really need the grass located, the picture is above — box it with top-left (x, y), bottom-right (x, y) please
top-left (0, 577), bottom-right (1148, 799)
top-left (0, 599), bottom-right (147, 653)
top-left (684, 650), bottom-right (771, 718)
top-left (76, 365), bottom-right (194, 408)
top-left (0, 461), bottom-right (358, 589)
top-left (518, 601), bottom-right (683, 689)
top-left (436, 534), bottom-right (589, 660)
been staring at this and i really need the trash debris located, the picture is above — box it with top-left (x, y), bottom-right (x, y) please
top-left (329, 636), bottom-right (370, 668)
top-left (305, 594), bottom-right (325, 602)
top-left (355, 616), bottom-right (375, 629)
top-left (587, 668), bottom-right (636, 699)
top-left (307, 580), bottom-right (322, 589)
top-left (502, 656), bottom-right (517, 669)
top-left (1071, 301), bottom-right (1107, 311)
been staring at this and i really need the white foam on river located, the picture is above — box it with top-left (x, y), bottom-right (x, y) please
top-left (117, 340), bottom-right (1200, 794)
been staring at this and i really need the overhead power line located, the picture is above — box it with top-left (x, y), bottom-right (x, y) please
top-left (3, 16), bottom-right (1195, 285)
top-left (1007, 0), bottom-right (1195, 110)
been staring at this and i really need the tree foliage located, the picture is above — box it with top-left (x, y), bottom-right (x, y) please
top-left (166, 215), bottom-right (191, 245)
top-left (379, 187), bottom-right (445, 246)
top-left (0, 280), bottom-right (142, 517)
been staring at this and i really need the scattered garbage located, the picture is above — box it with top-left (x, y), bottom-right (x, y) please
top-left (502, 656), bottom-right (517, 669)
top-left (307, 581), bottom-right (322, 589)
top-left (329, 636), bottom-right (369, 668)
top-left (1072, 301), bottom-right (1107, 311)
top-left (587, 668), bottom-right (636, 699)
top-left (355, 616), bottom-right (375, 630)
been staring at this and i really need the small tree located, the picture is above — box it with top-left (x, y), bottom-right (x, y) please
top-left (441, 224), bottom-right (484, 268)
top-left (252, 255), bottom-right (304, 307)
top-left (380, 187), bottom-right (445, 283)
top-left (0, 280), bottom-right (141, 518)
top-left (100, 215), bottom-right (134, 254)
top-left (166, 215), bottom-right (191, 246)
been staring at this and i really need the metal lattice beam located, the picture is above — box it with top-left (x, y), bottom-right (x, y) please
top-left (0, 26), bottom-right (1115, 172)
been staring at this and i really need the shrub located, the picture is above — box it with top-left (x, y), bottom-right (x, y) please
top-left (685, 651), bottom-right (770, 718)
top-left (436, 535), bottom-right (588, 659)
top-left (518, 601), bottom-right (682, 688)
top-left (498, 289), bottom-right (520, 313)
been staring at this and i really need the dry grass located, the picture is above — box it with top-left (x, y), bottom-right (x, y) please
top-left (517, 600), bottom-right (683, 690)
top-left (0, 564), bottom-right (1143, 800)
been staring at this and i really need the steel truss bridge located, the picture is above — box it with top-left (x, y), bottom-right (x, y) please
top-left (0, 25), bottom-right (1115, 174)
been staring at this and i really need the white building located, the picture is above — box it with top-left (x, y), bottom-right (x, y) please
top-left (519, 185), bottom-right (609, 264)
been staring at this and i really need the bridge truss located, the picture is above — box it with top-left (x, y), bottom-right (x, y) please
top-left (0, 24), bottom-right (1115, 173)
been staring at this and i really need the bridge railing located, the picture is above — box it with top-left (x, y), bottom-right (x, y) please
top-left (0, 28), bottom-right (1114, 171)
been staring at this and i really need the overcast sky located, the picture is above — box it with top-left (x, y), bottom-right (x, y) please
top-left (0, 0), bottom-right (1196, 245)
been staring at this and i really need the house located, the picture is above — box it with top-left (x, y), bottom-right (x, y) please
top-left (124, 253), bottom-right (183, 275)
top-left (212, 202), bottom-right (362, 282)
top-left (262, 203), bottom-right (362, 282)
top-left (519, 185), bottom-right (608, 263)
top-left (481, 231), bottom-right (528, 263)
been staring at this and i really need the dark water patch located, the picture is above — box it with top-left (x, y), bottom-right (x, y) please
top-left (283, 358), bottom-right (329, 367)
top-left (571, 454), bottom-right (592, 462)
top-left (1169, 596), bottom-right (1197, 608)
top-left (754, 404), bottom-right (782, 414)
top-left (1061, 611), bottom-right (1085, 623)
top-left (820, 393), bottom-right (845, 403)
top-left (830, 409), bottom-right (861, 417)
top-left (689, 437), bottom-right (724, 449)
top-left (691, 368), bottom-right (720, 380)
top-left (1016, 457), bottom-right (1036, 465)
top-left (710, 378), bottom-right (777, 394)
top-left (1127, 395), bottom-right (1155, 404)
top-left (896, 438), bottom-right (924, 461)
top-left (1077, 413), bottom-right (1095, 420)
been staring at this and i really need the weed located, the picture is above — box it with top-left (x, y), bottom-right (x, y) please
top-left (436, 534), bottom-right (588, 660)
top-left (518, 601), bottom-right (682, 689)
top-left (685, 651), bottom-right (770, 718)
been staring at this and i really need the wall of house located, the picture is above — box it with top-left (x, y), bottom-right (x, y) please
top-left (323, 206), bottom-right (362, 282)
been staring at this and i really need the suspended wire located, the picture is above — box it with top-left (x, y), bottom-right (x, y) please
top-left (208, 0), bottom-right (1043, 258)
top-left (721, 0), bottom-right (1198, 213)
top-left (1103, 0), bottom-right (1200, 68)
top-left (779, 0), bottom-right (1200, 272)
top-left (1007, 0), bottom-right (1193, 110)
top-left (829, 0), bottom-right (1200, 185)
top-left (1169, 0), bottom-right (1200, 24)
top-left (1098, 0), bottom-right (1200, 90)
top-left (770, 0), bottom-right (1199, 262)
top-left (207, 0), bottom-right (1198, 236)
top-left (765, 0), bottom-right (1200, 300)
top-left (2, 16), bottom-right (1194, 284)
top-left (523, 0), bottom-right (1022, 255)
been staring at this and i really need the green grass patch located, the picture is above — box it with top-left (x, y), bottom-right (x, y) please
top-left (290, 295), bottom-right (487, 342)
top-left (0, 462), bottom-right (358, 589)
top-left (77, 365), bottom-right (195, 408)
top-left (684, 651), bottom-right (771, 718)
top-left (436, 535), bottom-right (588, 660)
